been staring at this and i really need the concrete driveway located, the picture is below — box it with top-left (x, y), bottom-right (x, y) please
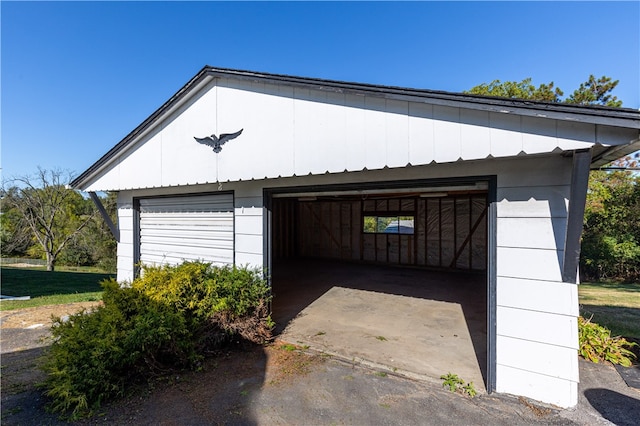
top-left (269, 259), bottom-right (640, 425)
top-left (273, 260), bottom-right (487, 391)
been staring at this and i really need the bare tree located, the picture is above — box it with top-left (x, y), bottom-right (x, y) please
top-left (3, 168), bottom-right (97, 271)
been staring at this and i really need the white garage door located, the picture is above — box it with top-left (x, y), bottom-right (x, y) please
top-left (139, 193), bottom-right (234, 267)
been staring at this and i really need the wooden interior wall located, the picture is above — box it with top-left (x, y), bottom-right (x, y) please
top-left (272, 199), bottom-right (297, 259)
top-left (272, 194), bottom-right (487, 270)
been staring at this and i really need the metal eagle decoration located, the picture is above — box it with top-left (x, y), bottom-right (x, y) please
top-left (194, 129), bottom-right (243, 153)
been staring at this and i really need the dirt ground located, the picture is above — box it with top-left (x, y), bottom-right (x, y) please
top-left (2, 303), bottom-right (639, 426)
top-left (0, 302), bottom-right (328, 425)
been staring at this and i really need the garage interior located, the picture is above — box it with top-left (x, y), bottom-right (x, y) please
top-left (268, 185), bottom-right (489, 390)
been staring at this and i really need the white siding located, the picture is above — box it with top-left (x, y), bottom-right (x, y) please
top-left (116, 191), bottom-right (135, 282)
top-left (460, 109), bottom-right (491, 160)
top-left (80, 77), bottom-right (637, 193)
top-left (433, 105), bottom-right (461, 162)
top-left (497, 277), bottom-right (579, 317)
top-left (496, 364), bottom-right (578, 408)
top-left (494, 154), bottom-right (579, 408)
top-left (497, 335), bottom-right (578, 382)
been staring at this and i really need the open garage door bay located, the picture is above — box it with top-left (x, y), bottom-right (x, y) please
top-left (268, 182), bottom-right (489, 391)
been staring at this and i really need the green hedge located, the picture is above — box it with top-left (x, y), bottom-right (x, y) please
top-left (41, 262), bottom-right (272, 419)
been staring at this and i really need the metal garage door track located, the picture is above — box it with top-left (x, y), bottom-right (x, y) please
top-left (272, 260), bottom-right (487, 392)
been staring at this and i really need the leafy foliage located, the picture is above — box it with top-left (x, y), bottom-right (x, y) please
top-left (465, 77), bottom-right (563, 102)
top-left (440, 373), bottom-right (476, 397)
top-left (1, 168), bottom-right (96, 271)
top-left (578, 316), bottom-right (637, 367)
top-left (465, 74), bottom-right (622, 107)
top-left (566, 75), bottom-right (622, 107)
top-left (440, 372), bottom-right (464, 392)
top-left (581, 170), bottom-right (640, 281)
top-left (41, 261), bottom-right (273, 419)
top-left (1, 169), bottom-right (117, 272)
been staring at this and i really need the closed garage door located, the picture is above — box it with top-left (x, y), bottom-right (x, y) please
top-left (138, 193), bottom-right (234, 267)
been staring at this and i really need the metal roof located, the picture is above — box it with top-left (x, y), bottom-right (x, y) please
top-left (70, 65), bottom-right (640, 189)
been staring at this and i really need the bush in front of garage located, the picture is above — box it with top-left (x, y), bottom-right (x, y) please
top-left (41, 261), bottom-right (273, 419)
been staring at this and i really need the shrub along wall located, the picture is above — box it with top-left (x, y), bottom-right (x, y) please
top-left (41, 261), bottom-right (272, 419)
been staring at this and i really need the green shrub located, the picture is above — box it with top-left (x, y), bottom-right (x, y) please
top-left (134, 262), bottom-right (274, 344)
top-left (41, 261), bottom-right (272, 419)
top-left (578, 316), bottom-right (637, 367)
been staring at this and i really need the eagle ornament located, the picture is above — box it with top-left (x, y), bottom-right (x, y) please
top-left (194, 129), bottom-right (243, 153)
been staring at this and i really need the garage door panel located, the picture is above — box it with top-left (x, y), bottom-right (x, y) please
top-left (141, 251), bottom-right (233, 266)
top-left (139, 194), bottom-right (234, 267)
top-left (141, 228), bottom-right (233, 240)
top-left (141, 236), bottom-right (233, 249)
top-left (142, 244), bottom-right (233, 259)
top-left (140, 195), bottom-right (232, 211)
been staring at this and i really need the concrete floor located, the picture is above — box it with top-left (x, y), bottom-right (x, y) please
top-left (271, 259), bottom-right (488, 392)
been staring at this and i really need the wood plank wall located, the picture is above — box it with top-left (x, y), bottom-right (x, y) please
top-left (272, 194), bottom-right (487, 270)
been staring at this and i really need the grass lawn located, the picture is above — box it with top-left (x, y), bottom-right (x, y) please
top-left (579, 281), bottom-right (640, 339)
top-left (0, 266), bottom-right (114, 311)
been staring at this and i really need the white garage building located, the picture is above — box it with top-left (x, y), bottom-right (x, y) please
top-left (71, 66), bottom-right (640, 408)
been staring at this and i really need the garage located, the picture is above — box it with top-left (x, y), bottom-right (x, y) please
top-left (267, 180), bottom-right (490, 389)
top-left (70, 66), bottom-right (640, 407)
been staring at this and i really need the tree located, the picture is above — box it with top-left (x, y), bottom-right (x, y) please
top-left (465, 77), bottom-right (563, 102)
top-left (2, 168), bottom-right (97, 271)
top-left (465, 74), bottom-right (622, 107)
top-left (566, 75), bottom-right (622, 108)
top-left (59, 192), bottom-right (117, 271)
top-left (582, 170), bottom-right (640, 280)
top-left (1, 187), bottom-right (33, 257)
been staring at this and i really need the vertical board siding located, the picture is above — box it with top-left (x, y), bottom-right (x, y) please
top-left (82, 76), bottom-right (615, 193)
top-left (364, 97), bottom-right (388, 170)
top-left (522, 116), bottom-right (559, 154)
top-left (489, 112), bottom-right (523, 158)
top-left (433, 105), bottom-right (461, 163)
top-left (344, 94), bottom-right (367, 171)
top-left (385, 99), bottom-right (410, 168)
top-left (460, 109), bottom-right (491, 160)
top-left (407, 103), bottom-right (434, 165)
top-left (160, 83), bottom-right (219, 186)
top-left (218, 81), bottom-right (296, 181)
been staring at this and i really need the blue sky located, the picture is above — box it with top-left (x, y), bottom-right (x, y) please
top-left (2, 1), bottom-right (639, 181)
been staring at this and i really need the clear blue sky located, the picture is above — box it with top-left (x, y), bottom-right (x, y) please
top-left (2, 1), bottom-right (639, 181)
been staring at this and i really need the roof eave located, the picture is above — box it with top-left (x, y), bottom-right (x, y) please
top-left (591, 138), bottom-right (640, 169)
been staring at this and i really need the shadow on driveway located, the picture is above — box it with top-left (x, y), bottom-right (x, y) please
top-left (584, 388), bottom-right (640, 426)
